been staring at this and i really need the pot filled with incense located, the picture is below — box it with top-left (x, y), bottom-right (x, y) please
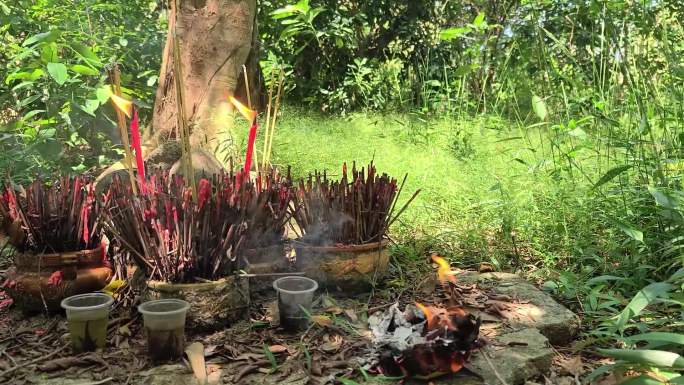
top-left (0, 176), bottom-right (112, 313)
top-left (291, 162), bottom-right (419, 294)
top-left (105, 170), bottom-right (253, 331)
top-left (238, 166), bottom-right (297, 291)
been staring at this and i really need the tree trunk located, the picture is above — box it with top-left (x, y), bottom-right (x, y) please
top-left (95, 0), bottom-right (259, 191)
top-left (149, 0), bottom-right (258, 163)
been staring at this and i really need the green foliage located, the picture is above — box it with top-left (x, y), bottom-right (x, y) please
top-left (0, 0), bottom-right (165, 178)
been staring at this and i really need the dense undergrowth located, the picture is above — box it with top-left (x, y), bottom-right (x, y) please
top-left (1, 0), bottom-right (684, 382)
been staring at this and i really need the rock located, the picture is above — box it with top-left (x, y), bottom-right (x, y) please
top-left (468, 328), bottom-right (553, 385)
top-left (460, 272), bottom-right (580, 345)
top-left (406, 328), bottom-right (552, 385)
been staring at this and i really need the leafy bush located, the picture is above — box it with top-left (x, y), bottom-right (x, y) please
top-left (0, 0), bottom-right (165, 178)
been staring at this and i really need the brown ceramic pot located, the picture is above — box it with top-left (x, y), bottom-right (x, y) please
top-left (294, 240), bottom-right (390, 294)
top-left (6, 247), bottom-right (113, 313)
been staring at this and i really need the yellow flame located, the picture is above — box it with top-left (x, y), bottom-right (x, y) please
top-left (229, 96), bottom-right (257, 122)
top-left (432, 254), bottom-right (457, 285)
top-left (110, 93), bottom-right (132, 118)
top-left (415, 302), bottom-right (434, 329)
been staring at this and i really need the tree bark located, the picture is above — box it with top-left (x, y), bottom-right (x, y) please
top-left (149, 0), bottom-right (258, 163)
top-left (95, 0), bottom-right (258, 191)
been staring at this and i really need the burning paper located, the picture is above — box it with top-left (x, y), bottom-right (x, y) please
top-left (367, 257), bottom-right (481, 379)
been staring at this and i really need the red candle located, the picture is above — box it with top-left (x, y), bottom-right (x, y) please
top-left (244, 119), bottom-right (258, 174)
top-left (228, 96), bottom-right (258, 177)
top-left (130, 109), bottom-right (146, 193)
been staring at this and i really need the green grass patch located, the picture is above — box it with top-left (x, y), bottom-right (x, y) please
top-left (242, 108), bottom-right (605, 271)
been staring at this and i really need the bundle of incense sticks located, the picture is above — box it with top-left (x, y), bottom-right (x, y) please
top-left (241, 166), bottom-right (295, 250)
top-left (292, 162), bottom-right (420, 246)
top-left (0, 176), bottom-right (101, 253)
top-left (104, 167), bottom-right (294, 283)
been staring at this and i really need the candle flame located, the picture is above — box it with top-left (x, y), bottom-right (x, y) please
top-left (111, 93), bottom-right (132, 118)
top-left (229, 96), bottom-right (257, 122)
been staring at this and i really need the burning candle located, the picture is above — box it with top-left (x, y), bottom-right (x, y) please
top-left (130, 109), bottom-right (146, 194)
top-left (228, 96), bottom-right (258, 176)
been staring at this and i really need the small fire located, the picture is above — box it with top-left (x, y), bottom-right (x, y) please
top-left (229, 96), bottom-right (257, 122)
top-left (415, 302), bottom-right (434, 329)
top-left (432, 254), bottom-right (457, 285)
top-left (416, 302), bottom-right (466, 332)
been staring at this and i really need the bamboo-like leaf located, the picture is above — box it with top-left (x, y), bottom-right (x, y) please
top-left (626, 332), bottom-right (684, 346)
top-left (592, 165), bottom-right (632, 189)
top-left (615, 282), bottom-right (674, 330)
top-left (648, 186), bottom-right (679, 210)
top-left (618, 375), bottom-right (666, 385)
top-left (262, 344), bottom-right (278, 373)
top-left (599, 348), bottom-right (684, 369)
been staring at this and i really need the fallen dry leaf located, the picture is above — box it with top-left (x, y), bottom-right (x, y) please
top-left (38, 354), bottom-right (106, 372)
top-left (559, 356), bottom-right (584, 376)
top-left (478, 262), bottom-right (495, 273)
top-left (118, 324), bottom-right (131, 336)
top-left (204, 344), bottom-right (219, 357)
top-left (206, 364), bottom-right (222, 385)
top-left (268, 345), bottom-right (288, 354)
top-left (344, 309), bottom-right (358, 322)
top-left (320, 335), bottom-right (343, 353)
top-left (311, 315), bottom-right (333, 327)
top-left (325, 306), bottom-right (344, 315)
top-left (234, 352), bottom-right (264, 361)
top-left (185, 342), bottom-right (207, 384)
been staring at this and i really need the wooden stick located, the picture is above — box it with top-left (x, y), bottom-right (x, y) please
top-left (261, 68), bottom-right (276, 169)
top-left (109, 65), bottom-right (138, 195)
top-left (239, 271), bottom-right (305, 278)
top-left (0, 344), bottom-right (68, 379)
top-left (171, 4), bottom-right (195, 196)
top-left (265, 69), bottom-right (284, 166)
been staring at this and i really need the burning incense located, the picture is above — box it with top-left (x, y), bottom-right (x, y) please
top-left (0, 176), bottom-right (102, 253)
top-left (105, 167), bottom-right (294, 283)
top-left (292, 162), bottom-right (420, 246)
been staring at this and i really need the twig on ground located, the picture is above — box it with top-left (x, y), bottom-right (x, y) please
top-left (480, 347), bottom-right (509, 385)
top-left (0, 343), bottom-right (67, 379)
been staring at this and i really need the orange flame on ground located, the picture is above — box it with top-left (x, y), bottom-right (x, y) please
top-left (229, 96), bottom-right (257, 122)
top-left (110, 93), bottom-right (132, 118)
top-left (450, 357), bottom-right (463, 372)
top-left (416, 302), bottom-right (458, 331)
top-left (415, 302), bottom-right (434, 330)
top-left (432, 254), bottom-right (457, 285)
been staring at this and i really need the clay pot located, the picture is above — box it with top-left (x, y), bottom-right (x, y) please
top-left (6, 248), bottom-right (113, 313)
top-left (294, 240), bottom-right (390, 294)
top-left (145, 276), bottom-right (249, 332)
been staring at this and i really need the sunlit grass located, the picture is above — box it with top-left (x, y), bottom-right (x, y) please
top-left (246, 107), bottom-right (603, 268)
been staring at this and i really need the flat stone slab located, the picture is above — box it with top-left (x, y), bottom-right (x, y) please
top-left (460, 272), bottom-right (580, 345)
top-left (469, 328), bottom-right (553, 384)
top-left (417, 328), bottom-right (553, 385)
